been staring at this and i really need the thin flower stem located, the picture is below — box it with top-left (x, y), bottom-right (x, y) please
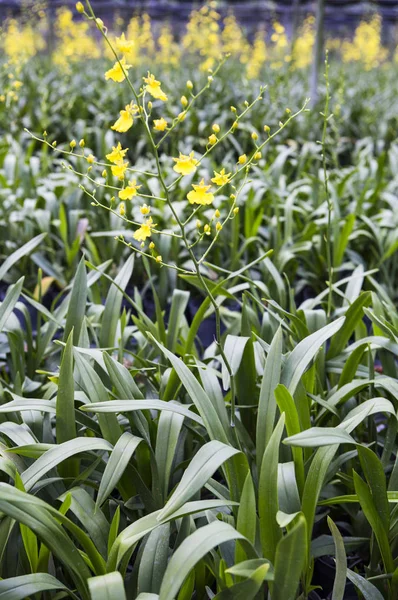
top-left (85, 0), bottom-right (238, 424)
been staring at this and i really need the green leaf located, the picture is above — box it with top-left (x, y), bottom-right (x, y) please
top-left (0, 483), bottom-right (91, 600)
top-left (272, 514), bottom-right (307, 600)
top-left (256, 326), bottom-right (283, 468)
top-left (0, 233), bottom-right (46, 281)
top-left (96, 432), bottom-right (143, 508)
top-left (100, 254), bottom-right (134, 348)
top-left (281, 317), bottom-right (345, 394)
top-left (0, 573), bottom-right (76, 600)
top-left (222, 335), bottom-right (250, 389)
top-left (275, 384), bottom-right (304, 494)
top-left (108, 500), bottom-right (238, 571)
top-left (74, 352), bottom-right (122, 445)
top-left (156, 407), bottom-right (185, 500)
top-left (158, 440), bottom-right (240, 521)
top-left (138, 524), bottom-right (170, 595)
top-left (88, 572), bottom-right (126, 600)
top-left (346, 569), bottom-right (384, 600)
top-left (235, 471), bottom-right (256, 563)
top-left (214, 563), bottom-right (271, 599)
top-left (226, 558), bottom-right (273, 579)
top-left (80, 399), bottom-right (203, 426)
top-left (327, 293), bottom-right (371, 359)
top-left (158, 522), bottom-right (245, 600)
top-left (64, 257), bottom-right (87, 345)
top-left (259, 414), bottom-right (285, 563)
top-left (148, 335), bottom-right (230, 444)
top-left (166, 289), bottom-right (189, 352)
top-left (301, 446), bottom-right (338, 545)
top-left (108, 506), bottom-right (120, 556)
top-left (56, 331), bottom-right (78, 478)
top-left (21, 437), bottom-right (112, 491)
top-left (59, 488), bottom-right (110, 560)
top-left (327, 517), bottom-right (347, 600)
top-left (0, 277), bottom-right (24, 333)
top-left (353, 471), bottom-right (394, 573)
top-left (357, 446), bottom-right (390, 533)
top-left (284, 428), bottom-right (356, 447)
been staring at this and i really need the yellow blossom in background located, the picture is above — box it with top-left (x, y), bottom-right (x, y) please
top-left (105, 57), bottom-right (131, 82)
top-left (153, 118), bottom-right (168, 131)
top-left (173, 152), bottom-right (199, 176)
top-left (187, 179), bottom-right (214, 205)
top-left (143, 72), bottom-right (168, 101)
top-left (341, 15), bottom-right (387, 70)
top-left (118, 180), bottom-right (141, 200)
top-left (54, 8), bottom-right (100, 69)
top-left (133, 216), bottom-right (156, 241)
top-left (106, 142), bottom-right (128, 164)
top-left (292, 16), bottom-right (315, 68)
top-left (211, 168), bottom-right (231, 186)
top-left (247, 28), bottom-right (267, 79)
top-left (112, 103), bottom-right (139, 133)
top-left (111, 161), bottom-right (128, 179)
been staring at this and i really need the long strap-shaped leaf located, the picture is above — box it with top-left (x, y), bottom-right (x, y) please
top-left (88, 572), bottom-right (127, 600)
top-left (158, 521), bottom-right (247, 600)
top-left (0, 484), bottom-right (91, 600)
top-left (0, 573), bottom-right (78, 600)
top-left (0, 277), bottom-right (24, 333)
top-left (157, 440), bottom-right (240, 521)
top-left (148, 334), bottom-right (231, 444)
top-left (281, 317), bottom-right (345, 395)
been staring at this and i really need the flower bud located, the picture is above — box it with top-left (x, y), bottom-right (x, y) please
top-left (212, 123), bottom-right (220, 133)
top-left (147, 101), bottom-right (152, 110)
top-left (254, 151), bottom-right (262, 160)
top-left (156, 255), bottom-right (162, 263)
top-left (140, 204), bottom-right (150, 215)
top-left (119, 202), bottom-right (125, 216)
top-left (216, 221), bottom-right (222, 231)
top-left (149, 242), bottom-right (155, 249)
top-left (70, 139), bottom-right (76, 149)
top-left (79, 139), bottom-right (85, 147)
top-left (180, 95), bottom-right (188, 107)
top-left (263, 125), bottom-right (270, 134)
top-left (238, 154), bottom-right (247, 165)
top-left (86, 154), bottom-right (95, 164)
top-left (102, 169), bottom-right (107, 177)
top-left (233, 207), bottom-right (239, 215)
top-left (186, 80), bottom-right (193, 90)
top-left (76, 2), bottom-right (84, 13)
top-left (251, 131), bottom-right (258, 141)
top-left (208, 134), bottom-right (217, 145)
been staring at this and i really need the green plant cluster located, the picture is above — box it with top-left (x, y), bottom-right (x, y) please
top-left (0, 43), bottom-right (398, 600)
